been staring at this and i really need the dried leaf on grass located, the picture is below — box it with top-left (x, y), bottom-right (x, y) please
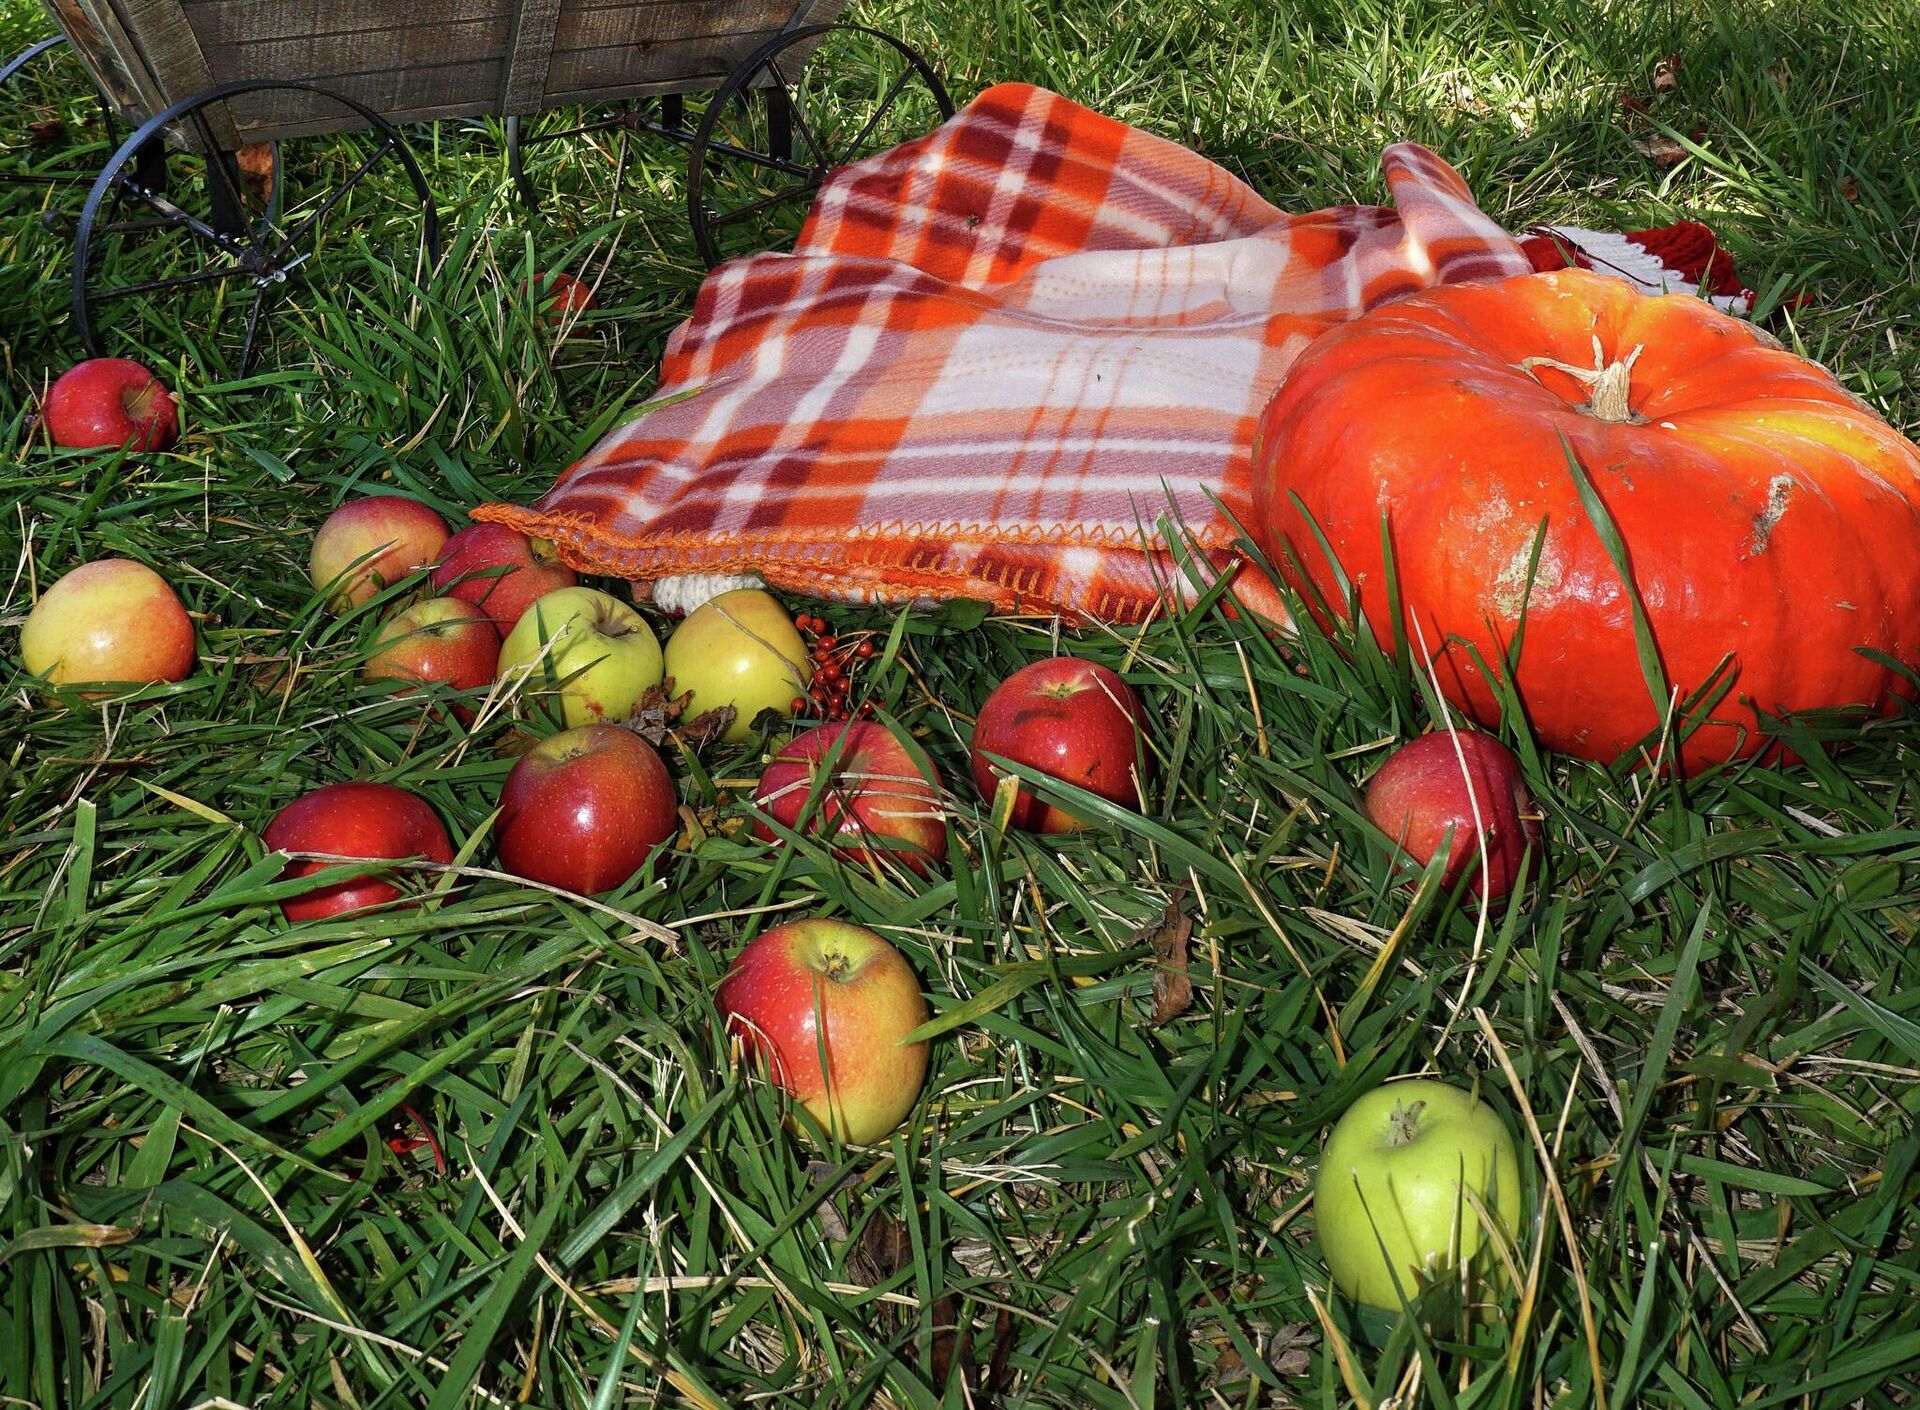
top-left (1137, 887), bottom-right (1195, 1026)
top-left (627, 681), bottom-right (693, 745)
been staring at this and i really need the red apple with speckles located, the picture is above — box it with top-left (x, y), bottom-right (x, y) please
top-left (263, 781), bottom-right (454, 922)
top-left (496, 724), bottom-right (678, 893)
top-left (970, 657), bottom-right (1148, 832)
top-left (717, 918), bottom-right (929, 1144)
top-left (363, 596), bottom-right (499, 721)
top-left (753, 721), bottom-right (946, 873)
top-left (19, 559), bottom-right (195, 692)
top-left (42, 358), bottom-right (178, 451)
top-left (310, 496), bottom-right (450, 614)
top-left (1364, 730), bottom-right (1542, 900)
top-left (430, 522), bottom-right (577, 637)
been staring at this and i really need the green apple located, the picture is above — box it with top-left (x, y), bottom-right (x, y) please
top-left (663, 589), bottom-right (812, 743)
top-left (1314, 1080), bottom-right (1522, 1310)
top-left (496, 586), bottom-right (663, 728)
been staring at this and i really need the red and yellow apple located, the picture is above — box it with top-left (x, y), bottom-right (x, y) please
top-left (495, 586), bottom-right (664, 728)
top-left (662, 588), bottom-right (811, 741)
top-left (1314, 1080), bottom-right (1523, 1310)
top-left (1364, 730), bottom-right (1541, 900)
top-left (429, 522), bottom-right (577, 637)
top-left (310, 496), bottom-right (450, 614)
top-left (717, 918), bottom-right (929, 1144)
top-left (363, 596), bottom-right (499, 720)
top-left (496, 724), bottom-right (678, 893)
top-left (753, 721), bottom-right (946, 872)
top-left (42, 358), bottom-right (178, 451)
top-left (20, 559), bottom-right (195, 690)
top-left (970, 657), bottom-right (1149, 832)
top-left (262, 781), bottom-right (454, 922)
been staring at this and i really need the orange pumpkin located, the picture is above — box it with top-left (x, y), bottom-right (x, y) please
top-left (1252, 268), bottom-right (1920, 770)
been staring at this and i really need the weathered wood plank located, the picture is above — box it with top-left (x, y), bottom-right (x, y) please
top-left (501, 0), bottom-right (563, 113)
top-left (543, 38), bottom-right (767, 98)
top-left (554, 0), bottom-right (802, 53)
top-left (218, 57), bottom-right (506, 137)
top-left (196, 18), bottom-right (512, 86)
top-left (176, 0), bottom-right (507, 37)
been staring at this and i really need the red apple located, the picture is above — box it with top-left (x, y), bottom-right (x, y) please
top-left (970, 657), bottom-right (1149, 832)
top-left (20, 559), bottom-right (194, 690)
top-left (430, 522), bottom-right (577, 636)
top-left (363, 596), bottom-right (499, 721)
top-left (1364, 729), bottom-right (1542, 901)
top-left (310, 497), bottom-right (450, 614)
top-left (717, 918), bottom-right (929, 1144)
top-left (497, 724), bottom-right (678, 893)
top-left (263, 781), bottom-right (454, 922)
top-left (753, 721), bottom-right (946, 873)
top-left (521, 270), bottom-right (598, 328)
top-left (42, 358), bottom-right (178, 451)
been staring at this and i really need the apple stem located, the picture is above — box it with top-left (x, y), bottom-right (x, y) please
top-left (1386, 1099), bottom-right (1427, 1147)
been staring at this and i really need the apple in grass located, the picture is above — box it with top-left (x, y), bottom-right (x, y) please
top-left (496, 724), bottom-right (678, 894)
top-left (1364, 730), bottom-right (1541, 901)
top-left (20, 559), bottom-right (195, 691)
top-left (1314, 1080), bottom-right (1523, 1311)
top-left (496, 586), bottom-right (664, 728)
top-left (753, 721), bottom-right (946, 873)
top-left (970, 657), bottom-right (1149, 832)
top-left (310, 496), bottom-right (450, 614)
top-left (430, 523), bottom-right (577, 637)
top-left (717, 919), bottom-right (929, 1145)
top-left (663, 588), bottom-right (811, 742)
top-left (263, 781), bottom-right (454, 922)
top-left (363, 596), bottom-right (499, 721)
top-left (42, 358), bottom-right (178, 451)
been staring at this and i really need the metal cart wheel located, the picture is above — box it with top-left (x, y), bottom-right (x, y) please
top-left (73, 80), bottom-right (439, 377)
top-left (687, 23), bottom-right (953, 267)
top-left (505, 92), bottom-right (725, 217)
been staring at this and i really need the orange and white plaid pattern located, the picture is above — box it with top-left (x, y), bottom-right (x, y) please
top-left (476, 82), bottom-right (1532, 622)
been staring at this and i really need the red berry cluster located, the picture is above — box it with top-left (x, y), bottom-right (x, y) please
top-left (787, 613), bottom-right (879, 724)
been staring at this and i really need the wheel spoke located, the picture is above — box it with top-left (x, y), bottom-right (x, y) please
top-left (112, 185), bottom-right (240, 252)
top-left (271, 136), bottom-right (395, 261)
top-left (707, 179), bottom-right (817, 230)
top-left (87, 261), bottom-right (243, 303)
top-left (835, 68), bottom-right (917, 168)
top-left (766, 60), bottom-right (827, 170)
top-left (237, 285), bottom-right (270, 376)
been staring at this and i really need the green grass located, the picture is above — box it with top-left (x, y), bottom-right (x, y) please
top-left (6, 0), bottom-right (1920, 1405)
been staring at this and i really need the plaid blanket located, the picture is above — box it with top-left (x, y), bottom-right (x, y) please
top-left (474, 83), bottom-right (1539, 622)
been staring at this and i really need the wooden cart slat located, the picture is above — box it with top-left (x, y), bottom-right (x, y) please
top-left (42, 0), bottom-right (843, 143)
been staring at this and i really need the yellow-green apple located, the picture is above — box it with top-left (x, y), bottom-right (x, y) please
top-left (363, 596), bottom-right (499, 722)
top-left (1314, 1080), bottom-right (1523, 1310)
top-left (753, 721), bottom-right (946, 873)
top-left (497, 724), bottom-right (678, 893)
top-left (42, 358), bottom-right (178, 451)
top-left (1364, 731), bottom-right (1541, 900)
top-left (310, 496), bottom-right (450, 614)
top-left (663, 588), bottom-right (811, 741)
top-left (429, 522), bottom-right (577, 637)
top-left (970, 657), bottom-right (1148, 832)
top-left (20, 559), bottom-right (194, 690)
top-left (263, 781), bottom-right (454, 922)
top-left (717, 918), bottom-right (929, 1144)
top-left (495, 586), bottom-right (663, 728)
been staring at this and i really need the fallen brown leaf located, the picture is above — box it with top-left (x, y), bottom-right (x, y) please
top-left (1653, 53), bottom-right (1682, 95)
top-left (235, 141), bottom-right (276, 207)
top-left (676, 704), bottom-right (737, 752)
top-left (1137, 887), bottom-right (1195, 1026)
top-left (627, 679), bottom-right (693, 745)
top-left (27, 118), bottom-right (66, 146)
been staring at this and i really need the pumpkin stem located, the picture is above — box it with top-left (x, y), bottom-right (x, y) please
top-left (1518, 336), bottom-right (1646, 424)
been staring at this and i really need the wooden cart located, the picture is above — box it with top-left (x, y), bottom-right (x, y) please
top-left (4, 0), bottom-right (952, 371)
